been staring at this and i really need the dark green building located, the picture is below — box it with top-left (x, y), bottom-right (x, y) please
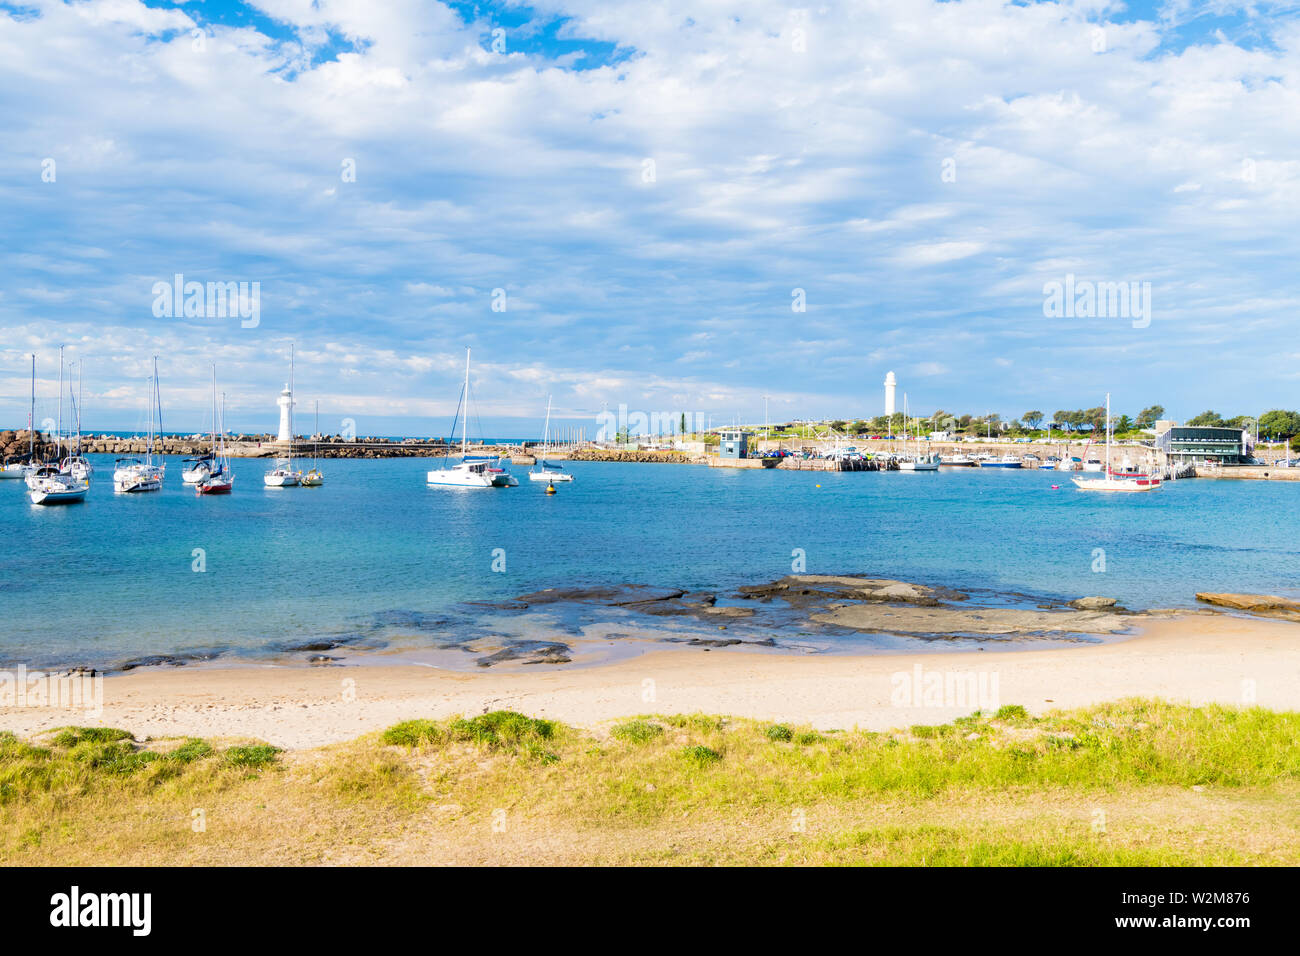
top-left (1156, 426), bottom-right (1249, 464)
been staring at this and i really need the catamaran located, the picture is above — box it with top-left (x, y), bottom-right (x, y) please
top-left (196, 370), bottom-right (234, 495)
top-left (528, 395), bottom-right (574, 483)
top-left (1073, 394), bottom-right (1161, 492)
top-left (301, 399), bottom-right (324, 487)
top-left (113, 356), bottom-right (166, 493)
top-left (427, 348), bottom-right (518, 488)
top-left (265, 345), bottom-right (302, 487)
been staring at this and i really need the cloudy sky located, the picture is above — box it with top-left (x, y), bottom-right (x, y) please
top-left (2, 0), bottom-right (1298, 435)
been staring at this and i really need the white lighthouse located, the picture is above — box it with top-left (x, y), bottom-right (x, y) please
top-left (276, 383), bottom-right (294, 441)
top-left (884, 371), bottom-right (897, 418)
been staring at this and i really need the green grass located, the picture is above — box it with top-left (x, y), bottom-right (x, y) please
top-left (224, 745), bottom-right (281, 769)
top-left (381, 719), bottom-right (444, 748)
top-left (612, 720), bottom-right (665, 744)
top-left (3, 700), bottom-right (1299, 865)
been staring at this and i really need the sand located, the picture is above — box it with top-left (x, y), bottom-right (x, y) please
top-left (2, 613), bottom-right (1297, 749)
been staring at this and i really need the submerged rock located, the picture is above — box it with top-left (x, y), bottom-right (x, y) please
top-left (515, 584), bottom-right (686, 607)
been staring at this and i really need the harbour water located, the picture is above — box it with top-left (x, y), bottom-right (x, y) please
top-left (2, 455), bottom-right (1298, 670)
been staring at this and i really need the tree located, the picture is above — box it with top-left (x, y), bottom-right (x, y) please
top-left (1259, 409), bottom-right (1300, 441)
top-left (1135, 405), bottom-right (1165, 428)
top-left (1023, 410), bottom-right (1044, 429)
top-left (1113, 414), bottom-right (1134, 434)
top-left (680, 412), bottom-right (687, 435)
top-left (1187, 410), bottom-right (1225, 427)
top-left (1054, 410), bottom-right (1072, 432)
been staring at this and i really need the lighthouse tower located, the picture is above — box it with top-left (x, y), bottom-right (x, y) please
top-left (276, 383), bottom-right (294, 441)
top-left (884, 371), bottom-right (897, 418)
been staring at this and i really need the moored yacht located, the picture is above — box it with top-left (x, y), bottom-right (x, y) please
top-left (1073, 395), bottom-right (1161, 493)
top-left (427, 349), bottom-right (517, 489)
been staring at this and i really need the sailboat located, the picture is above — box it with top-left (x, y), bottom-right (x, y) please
top-left (427, 348), bottom-right (518, 488)
top-left (60, 360), bottom-right (93, 481)
top-left (1, 355), bottom-right (37, 480)
top-left (1072, 394), bottom-right (1161, 492)
top-left (301, 399), bottom-right (324, 486)
top-left (113, 356), bottom-right (166, 493)
top-left (265, 345), bottom-right (302, 487)
top-left (897, 395), bottom-right (940, 471)
top-left (29, 349), bottom-right (90, 504)
top-left (528, 395), bottom-right (574, 483)
top-left (196, 370), bottom-right (234, 495)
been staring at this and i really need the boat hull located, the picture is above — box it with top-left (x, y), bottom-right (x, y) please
top-left (264, 472), bottom-right (301, 487)
top-left (1072, 476), bottom-right (1162, 492)
top-left (528, 471), bottom-right (573, 482)
top-left (196, 479), bottom-right (233, 495)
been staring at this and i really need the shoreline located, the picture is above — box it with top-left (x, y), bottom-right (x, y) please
top-left (3, 612), bottom-right (1296, 750)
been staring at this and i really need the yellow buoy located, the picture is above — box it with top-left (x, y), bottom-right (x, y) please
top-left (546, 482), bottom-right (556, 495)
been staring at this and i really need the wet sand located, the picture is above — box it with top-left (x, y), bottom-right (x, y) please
top-left (2, 614), bottom-right (1296, 749)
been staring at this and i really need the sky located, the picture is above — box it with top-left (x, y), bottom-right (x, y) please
top-left (1, 0), bottom-right (1299, 436)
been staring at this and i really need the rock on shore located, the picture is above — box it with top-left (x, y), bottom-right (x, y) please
top-left (1195, 593), bottom-right (1300, 622)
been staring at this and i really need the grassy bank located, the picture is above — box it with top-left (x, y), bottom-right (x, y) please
top-left (2, 699), bottom-right (1298, 865)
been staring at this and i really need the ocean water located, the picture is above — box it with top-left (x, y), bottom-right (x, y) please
top-left (2, 455), bottom-right (1298, 670)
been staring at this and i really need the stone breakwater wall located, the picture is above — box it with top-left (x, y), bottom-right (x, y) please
top-left (568, 448), bottom-right (705, 464)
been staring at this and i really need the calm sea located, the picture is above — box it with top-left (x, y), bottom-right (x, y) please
top-left (2, 456), bottom-right (1298, 670)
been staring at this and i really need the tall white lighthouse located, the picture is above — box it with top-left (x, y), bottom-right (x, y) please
top-left (276, 383), bottom-right (295, 441)
top-left (884, 371), bottom-right (897, 418)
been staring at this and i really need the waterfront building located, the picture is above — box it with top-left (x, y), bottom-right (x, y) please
top-left (1155, 421), bottom-right (1250, 464)
top-left (719, 428), bottom-right (749, 459)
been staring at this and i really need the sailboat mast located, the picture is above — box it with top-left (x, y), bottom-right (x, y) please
top-left (1105, 392), bottom-right (1112, 476)
top-left (29, 354), bottom-right (35, 460)
top-left (76, 361), bottom-right (82, 456)
top-left (314, 399), bottom-right (319, 468)
top-left (57, 346), bottom-right (63, 463)
top-left (542, 395), bottom-right (552, 456)
top-left (212, 365), bottom-right (218, 457)
top-left (461, 348), bottom-right (470, 457)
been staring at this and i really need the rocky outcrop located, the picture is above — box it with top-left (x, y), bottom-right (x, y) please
top-left (1195, 593), bottom-right (1300, 622)
top-left (1069, 596), bottom-right (1119, 610)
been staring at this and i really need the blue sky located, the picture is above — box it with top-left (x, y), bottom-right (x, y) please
top-left (2, 0), bottom-right (1299, 436)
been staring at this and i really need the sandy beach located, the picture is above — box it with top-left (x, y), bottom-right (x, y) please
top-left (3, 612), bottom-right (1297, 749)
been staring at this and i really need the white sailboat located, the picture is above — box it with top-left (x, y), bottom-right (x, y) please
top-left (30, 349), bottom-right (89, 505)
top-left (265, 344), bottom-right (302, 487)
top-left (1073, 394), bottom-right (1162, 492)
top-left (897, 395), bottom-right (940, 471)
top-left (301, 399), bottom-right (324, 486)
top-left (528, 395), bottom-right (574, 483)
top-left (196, 369), bottom-right (234, 495)
top-left (427, 348), bottom-right (518, 488)
top-left (60, 360), bottom-right (93, 481)
top-left (113, 356), bottom-right (166, 493)
top-left (1, 355), bottom-right (37, 480)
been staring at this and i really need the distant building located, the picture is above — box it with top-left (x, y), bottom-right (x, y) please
top-left (718, 428), bottom-right (749, 459)
top-left (1156, 425), bottom-right (1250, 464)
top-left (884, 371), bottom-right (897, 417)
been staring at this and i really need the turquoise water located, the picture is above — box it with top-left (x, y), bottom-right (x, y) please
top-left (2, 455), bottom-right (1298, 669)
